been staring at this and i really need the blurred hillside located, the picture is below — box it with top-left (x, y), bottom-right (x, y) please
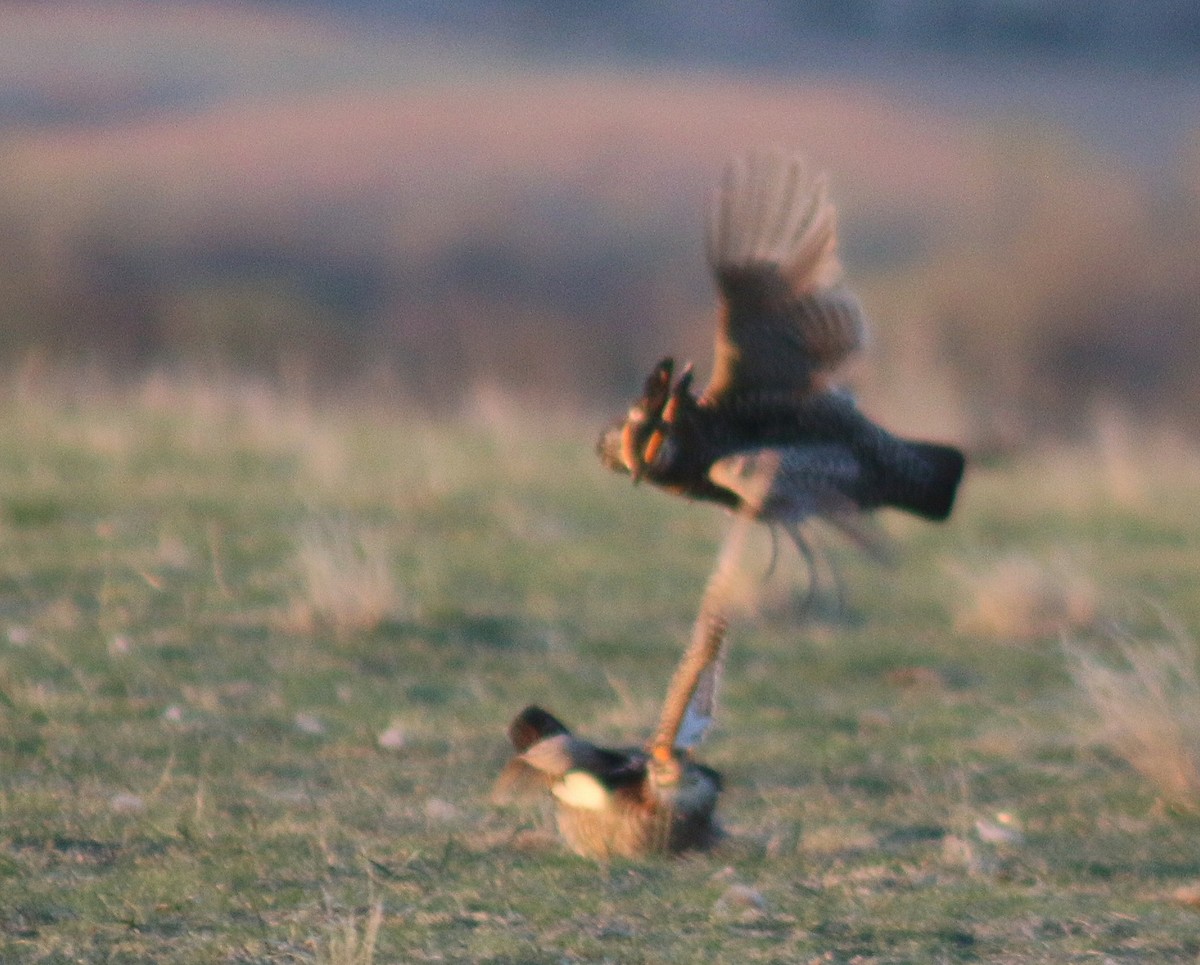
top-left (168, 0), bottom-right (1200, 68)
top-left (1, 3), bottom-right (1199, 445)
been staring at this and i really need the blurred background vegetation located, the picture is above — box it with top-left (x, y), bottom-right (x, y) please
top-left (2, 1), bottom-right (1199, 447)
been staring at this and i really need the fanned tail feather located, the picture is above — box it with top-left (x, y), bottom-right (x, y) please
top-left (883, 441), bottom-right (965, 521)
top-left (507, 705), bottom-right (570, 752)
top-left (493, 706), bottom-right (575, 803)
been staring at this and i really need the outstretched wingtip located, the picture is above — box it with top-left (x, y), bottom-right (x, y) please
top-left (703, 148), bottom-right (865, 402)
top-left (706, 149), bottom-right (839, 286)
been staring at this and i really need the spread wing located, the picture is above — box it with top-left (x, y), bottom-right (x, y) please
top-left (703, 150), bottom-right (866, 404)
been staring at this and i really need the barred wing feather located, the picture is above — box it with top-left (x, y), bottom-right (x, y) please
top-left (704, 150), bottom-right (866, 403)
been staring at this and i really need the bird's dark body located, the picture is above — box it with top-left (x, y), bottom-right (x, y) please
top-left (597, 150), bottom-right (964, 544)
top-left (602, 389), bottom-right (964, 522)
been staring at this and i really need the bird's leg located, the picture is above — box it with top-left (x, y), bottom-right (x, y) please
top-left (792, 522), bottom-right (851, 620)
top-left (651, 474), bottom-right (762, 763)
top-left (781, 522), bottom-right (822, 616)
top-left (762, 524), bottom-right (782, 581)
top-left (649, 744), bottom-right (683, 786)
top-left (777, 520), bottom-right (844, 619)
top-left (825, 548), bottom-right (848, 619)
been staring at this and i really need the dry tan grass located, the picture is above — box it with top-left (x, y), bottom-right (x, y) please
top-left (1066, 631), bottom-right (1200, 810)
top-left (318, 898), bottom-right (384, 965)
top-left (0, 47), bottom-right (1006, 411)
top-left (952, 554), bottom-right (1098, 641)
top-left (1089, 408), bottom-right (1200, 510)
top-left (5, 366), bottom-right (1200, 959)
top-left (138, 369), bottom-right (352, 487)
top-left (1028, 407), bottom-right (1200, 514)
top-left (286, 522), bottom-right (404, 636)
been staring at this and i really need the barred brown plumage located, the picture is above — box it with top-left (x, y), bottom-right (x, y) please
top-left (492, 704), bottom-right (723, 859)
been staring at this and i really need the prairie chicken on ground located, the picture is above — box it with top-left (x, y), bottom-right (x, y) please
top-left (598, 150), bottom-right (964, 568)
top-left (494, 704), bottom-right (723, 859)
top-left (494, 506), bottom-right (754, 859)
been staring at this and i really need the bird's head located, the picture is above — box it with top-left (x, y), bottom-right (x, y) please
top-left (596, 357), bottom-right (694, 482)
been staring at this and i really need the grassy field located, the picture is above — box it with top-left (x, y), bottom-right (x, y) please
top-left (1, 374), bottom-right (1199, 963)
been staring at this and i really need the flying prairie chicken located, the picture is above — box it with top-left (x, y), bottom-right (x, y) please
top-left (598, 150), bottom-right (965, 572)
top-left (494, 506), bottom-right (755, 859)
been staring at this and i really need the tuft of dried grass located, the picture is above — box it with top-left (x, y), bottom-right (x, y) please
top-left (1065, 631), bottom-right (1200, 810)
top-left (286, 522), bottom-right (404, 636)
top-left (318, 898), bottom-right (384, 965)
top-left (952, 554), bottom-right (1098, 641)
top-left (1034, 408), bottom-right (1200, 514)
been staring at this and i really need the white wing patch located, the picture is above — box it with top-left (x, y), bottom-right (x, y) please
top-left (552, 770), bottom-right (612, 811)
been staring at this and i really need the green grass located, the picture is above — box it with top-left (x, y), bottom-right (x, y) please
top-left (1, 377), bottom-right (1199, 963)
